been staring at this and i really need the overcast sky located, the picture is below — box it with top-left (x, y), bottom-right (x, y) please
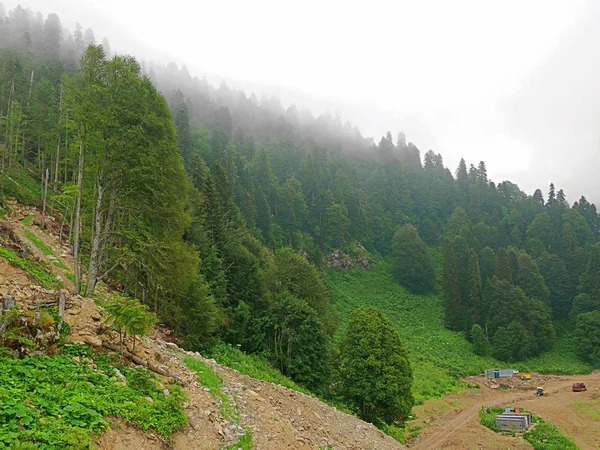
top-left (5, 0), bottom-right (598, 202)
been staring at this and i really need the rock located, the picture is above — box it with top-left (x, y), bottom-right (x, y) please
top-left (90, 312), bottom-right (101, 321)
top-left (163, 388), bottom-right (170, 397)
top-left (165, 342), bottom-right (179, 350)
top-left (145, 396), bottom-right (154, 403)
top-left (83, 335), bottom-right (102, 347)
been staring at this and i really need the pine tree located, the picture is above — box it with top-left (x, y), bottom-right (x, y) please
top-left (471, 324), bottom-right (491, 356)
top-left (442, 238), bottom-right (462, 330)
top-left (466, 250), bottom-right (483, 329)
top-left (516, 252), bottom-right (550, 304)
top-left (391, 224), bottom-right (435, 294)
top-left (494, 248), bottom-right (513, 283)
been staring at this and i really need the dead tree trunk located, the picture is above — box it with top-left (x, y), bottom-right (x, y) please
top-left (85, 184), bottom-right (104, 297)
top-left (41, 168), bottom-right (49, 229)
top-left (73, 141), bottom-right (84, 295)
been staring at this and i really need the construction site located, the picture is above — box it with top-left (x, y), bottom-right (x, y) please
top-left (411, 370), bottom-right (600, 450)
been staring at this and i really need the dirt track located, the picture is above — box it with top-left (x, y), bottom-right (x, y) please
top-left (412, 372), bottom-right (600, 450)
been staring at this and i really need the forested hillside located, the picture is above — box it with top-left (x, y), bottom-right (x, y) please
top-left (0, 3), bottom-right (599, 432)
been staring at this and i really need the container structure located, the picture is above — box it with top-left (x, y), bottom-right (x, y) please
top-left (484, 368), bottom-right (516, 378)
top-left (494, 412), bottom-right (532, 432)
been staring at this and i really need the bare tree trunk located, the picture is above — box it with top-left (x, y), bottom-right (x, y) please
top-left (54, 85), bottom-right (62, 188)
top-left (58, 204), bottom-right (67, 244)
top-left (41, 168), bottom-right (49, 229)
top-left (73, 142), bottom-right (84, 295)
top-left (86, 183), bottom-right (104, 296)
top-left (26, 69), bottom-right (34, 106)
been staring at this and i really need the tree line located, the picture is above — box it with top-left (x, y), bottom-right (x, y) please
top-left (1, 3), bottom-right (599, 426)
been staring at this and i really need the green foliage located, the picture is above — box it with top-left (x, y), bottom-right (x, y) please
top-left (326, 262), bottom-right (592, 402)
top-left (0, 345), bottom-right (186, 448)
top-left (480, 407), bottom-right (578, 449)
top-left (207, 343), bottom-right (309, 393)
top-left (0, 247), bottom-right (59, 289)
top-left (266, 247), bottom-right (335, 331)
top-left (226, 430), bottom-right (253, 450)
top-left (23, 230), bottom-right (68, 271)
top-left (22, 214), bottom-right (34, 226)
top-left (574, 311), bottom-right (600, 364)
top-left (478, 406), bottom-right (504, 432)
top-left (183, 358), bottom-right (228, 404)
top-left (391, 224), bottom-right (435, 294)
top-left (184, 357), bottom-right (253, 448)
top-left (516, 252), bottom-right (550, 304)
top-left (524, 419), bottom-right (579, 450)
top-left (471, 324), bottom-right (491, 356)
top-left (485, 278), bottom-right (555, 360)
top-left (254, 294), bottom-right (330, 392)
top-left (102, 294), bottom-right (158, 353)
top-left (570, 294), bottom-right (599, 321)
top-left (338, 307), bottom-right (414, 424)
top-left (0, 167), bottom-right (42, 206)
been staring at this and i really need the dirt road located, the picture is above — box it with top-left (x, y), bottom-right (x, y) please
top-left (412, 372), bottom-right (600, 450)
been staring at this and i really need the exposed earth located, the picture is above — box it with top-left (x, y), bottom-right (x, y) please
top-left (411, 372), bottom-right (600, 450)
top-left (2, 204), bottom-right (599, 450)
top-left (0, 205), bottom-right (404, 450)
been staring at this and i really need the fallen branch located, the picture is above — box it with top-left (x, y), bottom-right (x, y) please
top-left (102, 340), bottom-right (187, 386)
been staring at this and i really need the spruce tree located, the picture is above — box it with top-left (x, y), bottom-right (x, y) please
top-left (442, 238), bottom-right (462, 330)
top-left (391, 224), bottom-right (435, 294)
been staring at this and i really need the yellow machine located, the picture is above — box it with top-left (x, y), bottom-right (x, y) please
top-left (520, 373), bottom-right (531, 380)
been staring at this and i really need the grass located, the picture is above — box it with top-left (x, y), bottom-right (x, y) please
top-left (22, 214), bottom-right (34, 226)
top-left (325, 260), bottom-right (594, 402)
top-left (227, 430), bottom-right (252, 450)
top-left (183, 358), bottom-right (228, 405)
top-left (0, 246), bottom-right (60, 289)
top-left (208, 343), bottom-right (309, 394)
top-left (524, 421), bottom-right (580, 450)
top-left (0, 344), bottom-right (187, 449)
top-left (326, 261), bottom-right (496, 401)
top-left (479, 407), bottom-right (579, 449)
top-left (23, 229), bottom-right (69, 271)
top-left (573, 400), bottom-right (600, 422)
top-left (0, 166), bottom-right (42, 206)
top-left (184, 357), bottom-right (253, 449)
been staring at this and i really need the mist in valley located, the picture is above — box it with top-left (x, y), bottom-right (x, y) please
top-left (1, 0), bottom-right (598, 202)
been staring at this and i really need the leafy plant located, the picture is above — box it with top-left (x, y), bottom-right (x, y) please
top-left (0, 345), bottom-right (187, 448)
top-left (208, 343), bottom-right (308, 393)
top-left (102, 293), bottom-right (158, 354)
top-left (0, 247), bottom-right (60, 289)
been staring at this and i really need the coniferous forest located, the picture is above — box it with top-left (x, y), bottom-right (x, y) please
top-left (0, 4), bottom-right (599, 428)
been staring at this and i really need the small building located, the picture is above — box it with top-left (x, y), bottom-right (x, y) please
top-left (495, 411), bottom-right (532, 432)
top-left (485, 368), bottom-right (516, 378)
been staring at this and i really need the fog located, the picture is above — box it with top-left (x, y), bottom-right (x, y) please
top-left (4, 0), bottom-right (598, 202)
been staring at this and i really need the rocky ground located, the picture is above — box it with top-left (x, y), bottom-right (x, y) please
top-left (0, 204), bottom-right (405, 450)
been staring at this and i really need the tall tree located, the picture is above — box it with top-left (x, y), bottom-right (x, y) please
top-left (338, 307), bottom-right (413, 424)
top-left (391, 224), bottom-right (435, 294)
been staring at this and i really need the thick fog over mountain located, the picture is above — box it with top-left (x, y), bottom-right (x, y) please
top-left (4, 0), bottom-right (598, 201)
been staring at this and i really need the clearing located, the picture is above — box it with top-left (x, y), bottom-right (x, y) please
top-left (411, 371), bottom-right (600, 450)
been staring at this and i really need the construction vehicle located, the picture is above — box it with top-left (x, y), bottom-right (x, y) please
top-left (572, 383), bottom-right (587, 392)
top-left (536, 386), bottom-right (545, 396)
top-left (520, 373), bottom-right (531, 381)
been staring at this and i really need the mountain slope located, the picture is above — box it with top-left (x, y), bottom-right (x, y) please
top-left (0, 205), bottom-right (405, 449)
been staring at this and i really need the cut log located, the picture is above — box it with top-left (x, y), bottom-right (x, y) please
top-left (102, 341), bottom-right (187, 386)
